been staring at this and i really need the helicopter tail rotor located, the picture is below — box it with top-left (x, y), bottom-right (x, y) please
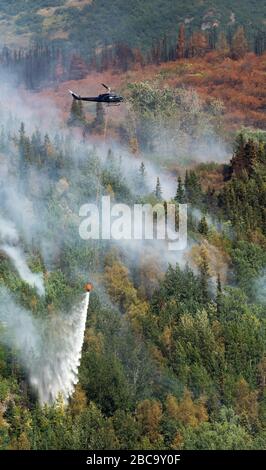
top-left (68, 89), bottom-right (81, 100)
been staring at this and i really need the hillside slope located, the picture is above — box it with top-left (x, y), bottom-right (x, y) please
top-left (36, 52), bottom-right (266, 133)
top-left (0, 0), bottom-right (265, 51)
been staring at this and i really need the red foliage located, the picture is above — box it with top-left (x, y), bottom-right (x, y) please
top-left (35, 51), bottom-right (266, 132)
top-left (69, 54), bottom-right (89, 80)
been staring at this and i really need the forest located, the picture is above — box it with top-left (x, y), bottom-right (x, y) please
top-left (0, 20), bottom-right (265, 91)
top-left (0, 0), bottom-right (265, 54)
top-left (0, 1), bottom-right (266, 453)
top-left (0, 74), bottom-right (266, 449)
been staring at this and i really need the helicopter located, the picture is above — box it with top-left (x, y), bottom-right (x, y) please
top-left (68, 83), bottom-right (123, 105)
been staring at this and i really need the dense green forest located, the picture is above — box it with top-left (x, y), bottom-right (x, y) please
top-left (0, 0), bottom-right (265, 54)
top-left (0, 77), bottom-right (266, 449)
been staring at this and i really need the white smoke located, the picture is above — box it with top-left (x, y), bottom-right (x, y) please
top-left (0, 245), bottom-right (45, 297)
top-left (0, 287), bottom-right (90, 404)
top-left (0, 216), bottom-right (19, 244)
top-left (0, 70), bottom-right (230, 406)
top-left (0, 216), bottom-right (45, 296)
top-left (121, 151), bottom-right (177, 200)
top-left (0, 288), bottom-right (40, 366)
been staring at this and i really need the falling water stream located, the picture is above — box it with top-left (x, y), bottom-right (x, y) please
top-left (30, 292), bottom-right (90, 404)
top-left (0, 288), bottom-right (90, 405)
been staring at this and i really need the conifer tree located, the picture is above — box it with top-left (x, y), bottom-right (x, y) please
top-left (244, 139), bottom-right (258, 176)
top-left (216, 273), bottom-right (222, 317)
top-left (161, 35), bottom-right (169, 62)
top-left (230, 135), bottom-right (258, 177)
top-left (231, 26), bottom-right (248, 59)
top-left (254, 31), bottom-right (266, 55)
top-left (19, 122), bottom-right (26, 148)
top-left (185, 170), bottom-right (202, 204)
top-left (177, 24), bottom-right (186, 59)
top-left (217, 31), bottom-right (230, 56)
top-left (93, 102), bottom-right (105, 132)
top-left (188, 31), bottom-right (208, 57)
top-left (199, 246), bottom-right (210, 301)
top-left (68, 99), bottom-right (86, 127)
top-left (230, 133), bottom-right (246, 177)
top-left (155, 177), bottom-right (162, 200)
top-left (175, 176), bottom-right (185, 203)
top-left (135, 162), bottom-right (147, 194)
top-left (18, 122), bottom-right (31, 182)
top-left (106, 148), bottom-right (116, 174)
top-left (198, 216), bottom-right (209, 236)
top-left (139, 162), bottom-right (146, 179)
top-left (209, 27), bottom-right (218, 50)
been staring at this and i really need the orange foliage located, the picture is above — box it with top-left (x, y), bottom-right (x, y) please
top-left (70, 384), bottom-right (87, 415)
top-left (34, 51), bottom-right (266, 132)
top-left (171, 431), bottom-right (184, 450)
top-left (234, 378), bottom-right (259, 427)
top-left (136, 399), bottom-right (163, 442)
top-left (166, 390), bottom-right (208, 428)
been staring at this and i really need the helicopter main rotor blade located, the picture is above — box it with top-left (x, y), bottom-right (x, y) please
top-left (101, 83), bottom-right (111, 92)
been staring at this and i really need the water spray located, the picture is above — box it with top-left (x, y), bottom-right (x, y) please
top-left (31, 288), bottom-right (92, 404)
top-left (0, 284), bottom-right (93, 405)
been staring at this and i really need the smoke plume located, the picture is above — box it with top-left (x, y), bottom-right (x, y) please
top-left (0, 217), bottom-right (45, 296)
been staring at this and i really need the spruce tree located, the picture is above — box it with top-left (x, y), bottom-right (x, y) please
top-left (244, 139), bottom-right (258, 176)
top-left (209, 27), bottom-right (218, 50)
top-left (106, 148), bottom-right (115, 174)
top-left (93, 102), bottom-right (105, 132)
top-left (177, 23), bottom-right (186, 59)
top-left (217, 31), bottom-right (229, 56)
top-left (139, 162), bottom-right (146, 183)
top-left (231, 26), bottom-right (248, 59)
top-left (139, 162), bottom-right (146, 179)
top-left (155, 177), bottom-right (162, 200)
top-left (136, 162), bottom-right (147, 194)
top-left (68, 99), bottom-right (86, 127)
top-left (231, 135), bottom-right (257, 177)
top-left (198, 216), bottom-right (209, 236)
top-left (185, 170), bottom-right (202, 204)
top-left (199, 246), bottom-right (210, 301)
top-left (231, 133), bottom-right (246, 176)
top-left (175, 176), bottom-right (185, 203)
top-left (18, 122), bottom-right (31, 183)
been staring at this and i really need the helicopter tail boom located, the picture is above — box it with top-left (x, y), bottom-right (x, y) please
top-left (69, 90), bottom-right (99, 102)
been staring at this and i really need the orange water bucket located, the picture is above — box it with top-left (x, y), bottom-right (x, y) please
top-left (84, 282), bottom-right (93, 292)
